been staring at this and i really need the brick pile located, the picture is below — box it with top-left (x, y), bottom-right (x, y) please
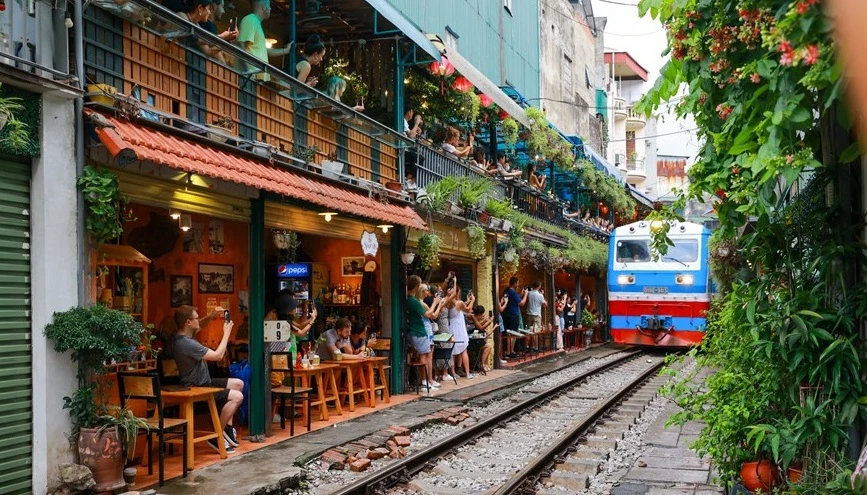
top-left (315, 407), bottom-right (475, 472)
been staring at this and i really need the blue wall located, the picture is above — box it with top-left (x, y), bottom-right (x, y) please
top-left (388, 0), bottom-right (541, 100)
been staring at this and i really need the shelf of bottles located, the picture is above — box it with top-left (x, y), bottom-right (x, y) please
top-left (321, 283), bottom-right (380, 332)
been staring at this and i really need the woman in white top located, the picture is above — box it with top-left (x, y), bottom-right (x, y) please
top-left (442, 126), bottom-right (473, 158)
top-left (446, 285), bottom-right (475, 379)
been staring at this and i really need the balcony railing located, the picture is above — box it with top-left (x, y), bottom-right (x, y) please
top-left (613, 96), bottom-right (627, 120)
top-left (82, 0), bottom-right (408, 185)
top-left (625, 105), bottom-right (647, 128)
top-left (625, 158), bottom-right (644, 171)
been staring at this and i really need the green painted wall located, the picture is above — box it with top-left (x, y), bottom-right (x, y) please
top-left (389, 0), bottom-right (541, 100)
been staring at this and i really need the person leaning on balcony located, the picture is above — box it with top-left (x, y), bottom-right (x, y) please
top-left (528, 162), bottom-right (547, 191)
top-left (296, 34), bottom-right (326, 86)
top-left (496, 152), bottom-right (522, 180)
top-left (237, 0), bottom-right (293, 66)
top-left (197, 0), bottom-right (238, 64)
top-left (471, 148), bottom-right (489, 171)
top-left (170, 0), bottom-right (237, 62)
top-left (325, 76), bottom-right (364, 111)
top-left (404, 106), bottom-right (423, 139)
top-left (442, 127), bottom-right (473, 158)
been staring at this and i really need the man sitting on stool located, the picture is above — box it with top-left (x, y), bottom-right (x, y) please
top-left (167, 305), bottom-right (243, 453)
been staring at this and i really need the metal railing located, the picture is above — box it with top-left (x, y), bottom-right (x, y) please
top-left (626, 105), bottom-right (647, 126)
top-left (81, 0), bottom-right (410, 184)
top-left (625, 158), bottom-right (645, 172)
top-left (410, 141), bottom-right (507, 201)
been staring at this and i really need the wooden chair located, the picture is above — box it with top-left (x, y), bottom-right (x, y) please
top-left (270, 352), bottom-right (313, 436)
top-left (117, 372), bottom-right (188, 487)
top-left (406, 346), bottom-right (430, 394)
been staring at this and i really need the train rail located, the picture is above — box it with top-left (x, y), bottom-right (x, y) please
top-left (329, 350), bottom-right (665, 495)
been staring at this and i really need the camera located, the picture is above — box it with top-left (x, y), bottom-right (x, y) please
top-left (446, 271), bottom-right (456, 290)
top-left (224, 310), bottom-right (231, 323)
top-left (524, 286), bottom-right (530, 291)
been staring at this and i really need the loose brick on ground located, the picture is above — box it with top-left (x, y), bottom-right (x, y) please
top-left (349, 458), bottom-right (371, 472)
top-left (394, 436), bottom-right (411, 447)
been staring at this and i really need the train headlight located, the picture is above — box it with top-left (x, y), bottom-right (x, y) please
top-left (617, 274), bottom-right (635, 285)
top-left (675, 274), bottom-right (694, 285)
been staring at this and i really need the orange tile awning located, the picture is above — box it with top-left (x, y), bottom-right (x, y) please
top-left (85, 109), bottom-right (426, 230)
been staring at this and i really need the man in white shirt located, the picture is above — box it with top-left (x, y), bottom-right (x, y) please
top-left (404, 106), bottom-right (423, 139)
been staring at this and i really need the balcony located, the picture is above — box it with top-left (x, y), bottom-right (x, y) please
top-left (625, 158), bottom-right (646, 183)
top-left (613, 96), bottom-right (627, 121)
top-left (626, 105), bottom-right (647, 129)
top-left (82, 0), bottom-right (406, 188)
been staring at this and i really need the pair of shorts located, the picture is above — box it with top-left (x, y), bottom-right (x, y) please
top-left (409, 335), bottom-right (431, 354)
top-left (209, 378), bottom-right (230, 412)
top-left (525, 314), bottom-right (542, 329)
top-left (502, 313), bottom-right (520, 332)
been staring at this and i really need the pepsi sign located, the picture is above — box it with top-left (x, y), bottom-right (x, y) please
top-left (277, 264), bottom-right (310, 278)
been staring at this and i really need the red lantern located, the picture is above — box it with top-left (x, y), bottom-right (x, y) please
top-left (453, 76), bottom-right (473, 93)
top-left (499, 109), bottom-right (509, 120)
top-left (479, 93), bottom-right (494, 108)
top-left (429, 57), bottom-right (455, 77)
top-left (601, 205), bottom-right (610, 215)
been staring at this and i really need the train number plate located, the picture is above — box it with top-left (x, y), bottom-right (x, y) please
top-left (643, 287), bottom-right (669, 294)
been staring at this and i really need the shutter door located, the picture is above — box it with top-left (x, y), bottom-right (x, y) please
top-left (0, 160), bottom-right (31, 494)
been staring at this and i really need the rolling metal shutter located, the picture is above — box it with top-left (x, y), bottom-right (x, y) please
top-left (0, 159), bottom-right (32, 494)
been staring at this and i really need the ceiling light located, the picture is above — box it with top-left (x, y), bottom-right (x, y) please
top-left (318, 212), bottom-right (338, 222)
top-left (377, 224), bottom-right (393, 233)
top-left (180, 214), bottom-right (192, 231)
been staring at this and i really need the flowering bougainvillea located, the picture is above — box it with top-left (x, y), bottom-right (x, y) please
top-left (637, 0), bottom-right (848, 234)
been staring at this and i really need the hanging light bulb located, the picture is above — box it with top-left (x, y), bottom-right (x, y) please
top-left (64, 10), bottom-right (73, 29)
top-left (318, 212), bottom-right (338, 222)
top-left (377, 224), bottom-right (393, 234)
top-left (180, 214), bottom-right (192, 231)
top-left (170, 210), bottom-right (181, 220)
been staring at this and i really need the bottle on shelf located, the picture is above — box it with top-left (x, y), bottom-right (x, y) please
top-left (354, 284), bottom-right (361, 304)
top-left (332, 285), bottom-right (338, 304)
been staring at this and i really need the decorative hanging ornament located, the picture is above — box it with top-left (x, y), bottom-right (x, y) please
top-left (479, 93), bottom-right (494, 108)
top-left (429, 57), bottom-right (455, 94)
top-left (499, 109), bottom-right (509, 120)
top-left (600, 205), bottom-right (610, 216)
top-left (452, 76), bottom-right (473, 93)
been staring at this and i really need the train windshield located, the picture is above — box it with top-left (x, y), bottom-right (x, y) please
top-left (616, 239), bottom-right (699, 263)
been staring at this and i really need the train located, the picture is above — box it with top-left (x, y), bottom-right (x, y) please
top-left (606, 220), bottom-right (712, 347)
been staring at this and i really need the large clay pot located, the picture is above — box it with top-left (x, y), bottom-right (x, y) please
top-left (78, 427), bottom-right (126, 492)
top-left (741, 460), bottom-right (779, 492)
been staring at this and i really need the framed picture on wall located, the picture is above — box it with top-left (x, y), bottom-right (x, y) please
top-left (198, 263), bottom-right (234, 293)
top-left (341, 257), bottom-right (365, 277)
top-left (170, 275), bottom-right (193, 307)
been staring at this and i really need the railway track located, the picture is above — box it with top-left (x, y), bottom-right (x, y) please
top-left (329, 350), bottom-right (667, 495)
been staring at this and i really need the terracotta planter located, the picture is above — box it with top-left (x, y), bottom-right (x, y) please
top-left (740, 460), bottom-right (779, 492)
top-left (479, 211), bottom-right (492, 226)
top-left (78, 427), bottom-right (126, 492)
top-left (787, 462), bottom-right (804, 484)
top-left (385, 181), bottom-right (402, 192)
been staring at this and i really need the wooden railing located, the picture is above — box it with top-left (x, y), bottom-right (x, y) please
top-left (82, 0), bottom-right (406, 184)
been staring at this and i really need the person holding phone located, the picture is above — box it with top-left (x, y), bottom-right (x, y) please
top-left (468, 306), bottom-right (494, 372)
top-left (296, 34), bottom-right (326, 86)
top-left (197, 0), bottom-right (238, 65)
top-left (325, 76), bottom-right (365, 111)
top-left (167, 305), bottom-right (242, 453)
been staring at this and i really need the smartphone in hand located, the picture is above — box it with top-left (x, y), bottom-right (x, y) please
top-left (224, 310), bottom-right (231, 323)
top-left (228, 17), bottom-right (237, 32)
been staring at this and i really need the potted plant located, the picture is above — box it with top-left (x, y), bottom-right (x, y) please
top-left (78, 166), bottom-right (135, 245)
top-left (290, 144), bottom-right (319, 165)
top-left (501, 117), bottom-right (519, 149)
top-left (416, 232), bottom-right (443, 270)
top-left (526, 239), bottom-right (544, 259)
top-left (423, 176), bottom-right (461, 213)
top-left (0, 83), bottom-right (30, 152)
top-left (321, 150), bottom-right (345, 179)
top-left (458, 177), bottom-right (492, 211)
top-left (43, 305), bottom-right (150, 491)
top-left (465, 224), bottom-right (486, 260)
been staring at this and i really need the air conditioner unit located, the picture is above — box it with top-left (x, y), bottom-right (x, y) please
top-left (615, 153), bottom-right (625, 165)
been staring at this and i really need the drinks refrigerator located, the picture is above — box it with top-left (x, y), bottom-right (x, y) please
top-left (266, 263), bottom-right (330, 335)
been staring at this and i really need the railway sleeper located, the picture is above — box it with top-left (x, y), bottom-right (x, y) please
top-left (615, 403), bottom-right (646, 414)
top-left (599, 420), bottom-right (635, 430)
top-left (569, 448), bottom-right (610, 460)
top-left (432, 463), bottom-right (511, 481)
top-left (592, 427), bottom-right (626, 440)
top-left (554, 457), bottom-right (601, 475)
top-left (406, 479), bottom-right (481, 495)
top-left (582, 435), bottom-right (618, 450)
top-left (546, 470), bottom-right (591, 490)
top-left (609, 413), bottom-right (640, 423)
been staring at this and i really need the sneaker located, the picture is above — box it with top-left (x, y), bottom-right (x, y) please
top-left (429, 380), bottom-right (441, 387)
top-left (499, 360), bottom-right (508, 365)
top-left (467, 373), bottom-right (477, 379)
top-left (421, 380), bottom-right (440, 389)
top-left (207, 438), bottom-right (235, 454)
top-left (272, 413), bottom-right (282, 424)
top-left (441, 374), bottom-right (455, 382)
top-left (224, 425), bottom-right (239, 447)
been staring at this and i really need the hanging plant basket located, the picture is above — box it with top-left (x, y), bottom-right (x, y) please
top-left (446, 201), bottom-right (464, 217)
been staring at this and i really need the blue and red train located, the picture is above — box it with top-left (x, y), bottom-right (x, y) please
top-left (606, 220), bottom-right (712, 347)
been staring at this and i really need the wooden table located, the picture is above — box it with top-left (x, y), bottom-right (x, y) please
top-left (326, 357), bottom-right (390, 411)
top-left (161, 387), bottom-right (226, 467)
top-left (291, 363), bottom-right (343, 421)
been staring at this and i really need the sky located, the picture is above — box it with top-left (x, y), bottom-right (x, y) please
top-left (593, 0), bottom-right (700, 163)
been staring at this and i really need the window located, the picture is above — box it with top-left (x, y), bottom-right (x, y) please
top-left (561, 55), bottom-right (573, 101)
top-left (615, 239), bottom-right (699, 263)
top-left (616, 240), bottom-right (651, 263)
top-left (504, 0), bottom-right (513, 15)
